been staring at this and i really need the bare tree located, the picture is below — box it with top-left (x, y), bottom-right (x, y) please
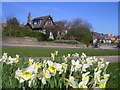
top-left (70, 18), bottom-right (83, 28)
top-left (55, 20), bottom-right (68, 27)
top-left (82, 20), bottom-right (93, 31)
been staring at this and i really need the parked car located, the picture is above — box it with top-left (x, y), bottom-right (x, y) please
top-left (93, 44), bottom-right (99, 48)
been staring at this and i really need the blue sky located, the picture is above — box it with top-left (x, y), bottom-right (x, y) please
top-left (2, 2), bottom-right (118, 35)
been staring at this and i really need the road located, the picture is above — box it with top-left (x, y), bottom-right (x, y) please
top-left (2, 44), bottom-right (120, 50)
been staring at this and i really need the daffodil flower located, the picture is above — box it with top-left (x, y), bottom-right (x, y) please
top-left (71, 72), bottom-right (90, 88)
top-left (82, 72), bottom-right (90, 85)
top-left (38, 68), bottom-right (51, 85)
top-left (6, 56), bottom-right (14, 64)
top-left (71, 60), bottom-right (82, 72)
top-left (55, 51), bottom-right (58, 55)
top-left (15, 65), bottom-right (37, 85)
top-left (2, 53), bottom-right (7, 62)
top-left (3, 52), bottom-right (7, 58)
top-left (61, 63), bottom-right (68, 73)
top-left (62, 55), bottom-right (68, 62)
top-left (47, 61), bottom-right (58, 76)
top-left (14, 54), bottom-right (19, 63)
top-left (81, 53), bottom-right (87, 59)
top-left (32, 62), bottom-right (42, 73)
top-left (103, 74), bottom-right (110, 80)
top-left (97, 79), bottom-right (107, 88)
top-left (100, 58), bottom-right (104, 62)
top-left (28, 58), bottom-right (34, 65)
top-left (42, 60), bottom-right (47, 68)
top-left (82, 64), bottom-right (89, 72)
top-left (64, 76), bottom-right (76, 87)
top-left (67, 54), bottom-right (71, 57)
top-left (51, 53), bottom-right (55, 61)
top-left (94, 70), bottom-right (102, 85)
top-left (72, 53), bottom-right (79, 57)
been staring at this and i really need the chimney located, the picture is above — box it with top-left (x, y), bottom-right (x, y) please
top-left (28, 12), bottom-right (31, 24)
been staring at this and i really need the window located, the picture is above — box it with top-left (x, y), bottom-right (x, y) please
top-left (34, 22), bottom-right (37, 25)
top-left (48, 21), bottom-right (51, 24)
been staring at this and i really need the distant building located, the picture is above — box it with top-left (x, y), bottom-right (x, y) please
top-left (93, 32), bottom-right (118, 44)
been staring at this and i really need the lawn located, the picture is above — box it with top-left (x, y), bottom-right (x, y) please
top-left (2, 47), bottom-right (119, 57)
top-left (106, 63), bottom-right (120, 88)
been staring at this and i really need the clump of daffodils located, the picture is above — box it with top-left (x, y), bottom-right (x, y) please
top-left (2, 51), bottom-right (110, 88)
top-left (0, 53), bottom-right (19, 64)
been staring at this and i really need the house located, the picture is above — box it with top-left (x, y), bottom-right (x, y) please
top-left (26, 12), bottom-right (68, 40)
top-left (26, 12), bottom-right (55, 33)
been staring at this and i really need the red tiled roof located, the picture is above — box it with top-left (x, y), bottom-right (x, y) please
top-left (111, 38), bottom-right (116, 41)
top-left (108, 35), bottom-right (113, 38)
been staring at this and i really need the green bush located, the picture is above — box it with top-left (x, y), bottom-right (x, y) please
top-left (47, 38), bottom-right (54, 41)
top-left (3, 26), bottom-right (48, 41)
top-left (53, 40), bottom-right (80, 45)
top-left (37, 33), bottom-right (48, 41)
top-left (2, 17), bottom-right (48, 41)
top-left (67, 27), bottom-right (93, 45)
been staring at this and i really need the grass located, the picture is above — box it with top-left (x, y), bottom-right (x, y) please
top-left (0, 63), bottom-right (2, 89)
top-left (106, 63), bottom-right (120, 88)
top-left (2, 47), bottom-right (119, 57)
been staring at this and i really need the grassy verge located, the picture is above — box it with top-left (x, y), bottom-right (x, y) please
top-left (106, 63), bottom-right (120, 88)
top-left (2, 47), bottom-right (119, 57)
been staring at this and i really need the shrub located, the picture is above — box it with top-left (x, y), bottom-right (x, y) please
top-left (2, 17), bottom-right (48, 41)
top-left (53, 40), bottom-right (80, 45)
top-left (67, 27), bottom-right (93, 45)
top-left (47, 38), bottom-right (54, 41)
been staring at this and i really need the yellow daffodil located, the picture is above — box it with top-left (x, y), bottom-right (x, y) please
top-left (15, 65), bottom-right (37, 85)
top-left (98, 79), bottom-right (107, 88)
top-left (14, 54), bottom-right (19, 63)
top-left (51, 53), bottom-right (55, 61)
top-left (65, 76), bottom-right (76, 87)
top-left (100, 58), bottom-right (104, 62)
top-left (81, 53), bottom-right (87, 59)
top-left (42, 60), bottom-right (47, 68)
top-left (22, 71), bottom-right (32, 80)
top-left (94, 70), bottom-right (102, 85)
top-left (28, 58), bottom-right (34, 65)
top-left (38, 68), bottom-right (51, 85)
top-left (67, 54), bottom-right (71, 57)
top-left (82, 64), bottom-right (89, 72)
top-left (47, 61), bottom-right (57, 75)
top-left (55, 51), bottom-right (58, 55)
